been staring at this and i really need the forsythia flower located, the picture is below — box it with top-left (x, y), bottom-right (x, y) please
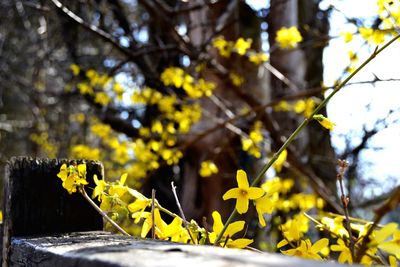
top-left (223, 170), bottom-right (264, 214)
top-left (313, 114), bottom-right (336, 130)
top-left (249, 53), bottom-right (269, 65)
top-left (234, 38), bottom-right (252, 55)
top-left (212, 36), bottom-right (232, 57)
top-left (70, 64), bottom-right (80, 76)
top-left (273, 149), bottom-right (287, 173)
top-left (199, 160), bottom-right (219, 177)
top-left (208, 211), bottom-right (253, 248)
top-left (254, 195), bottom-right (276, 227)
top-left (92, 174), bottom-right (107, 201)
top-left (340, 31), bottom-right (353, 43)
top-left (57, 163), bottom-right (88, 194)
top-left (229, 72), bottom-right (244, 86)
top-left (275, 26), bottom-right (303, 49)
top-left (281, 238), bottom-right (329, 260)
top-left (161, 67), bottom-right (185, 88)
top-left (330, 238), bottom-right (353, 264)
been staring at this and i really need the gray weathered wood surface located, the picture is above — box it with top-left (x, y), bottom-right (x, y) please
top-left (2, 157), bottom-right (103, 266)
top-left (10, 231), bottom-right (350, 267)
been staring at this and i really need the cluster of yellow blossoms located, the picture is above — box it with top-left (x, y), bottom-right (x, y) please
top-left (57, 155), bottom-right (400, 266)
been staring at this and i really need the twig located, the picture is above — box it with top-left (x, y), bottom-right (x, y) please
top-left (202, 217), bottom-right (211, 245)
top-left (336, 159), bottom-right (355, 260)
top-left (171, 182), bottom-right (196, 244)
top-left (151, 189), bottom-right (156, 239)
top-left (214, 33), bottom-right (400, 246)
top-left (354, 186), bottom-right (400, 262)
top-left (78, 187), bottom-right (130, 236)
top-left (49, 0), bottom-right (142, 60)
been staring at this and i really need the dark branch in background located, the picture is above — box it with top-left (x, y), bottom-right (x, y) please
top-left (106, 0), bottom-right (133, 39)
top-left (49, 0), bottom-right (171, 81)
top-left (49, 0), bottom-right (138, 59)
top-left (137, 0), bottom-right (193, 57)
top-left (354, 186), bottom-right (400, 262)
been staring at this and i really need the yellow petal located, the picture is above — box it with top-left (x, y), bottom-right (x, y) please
top-left (236, 170), bottom-right (249, 189)
top-left (77, 164), bottom-right (86, 177)
top-left (225, 221), bottom-right (245, 237)
top-left (222, 188), bottom-right (241, 200)
top-left (378, 242), bottom-right (400, 256)
top-left (247, 187), bottom-right (265, 199)
top-left (236, 195), bottom-right (249, 214)
top-left (212, 211), bottom-right (224, 233)
top-left (120, 173), bottom-right (128, 185)
top-left (277, 239), bottom-right (288, 248)
top-left (226, 238), bottom-right (253, 248)
top-left (311, 238), bottom-right (329, 253)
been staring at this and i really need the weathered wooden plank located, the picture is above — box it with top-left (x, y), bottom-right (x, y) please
top-left (2, 157), bottom-right (103, 266)
top-left (9, 231), bottom-right (352, 267)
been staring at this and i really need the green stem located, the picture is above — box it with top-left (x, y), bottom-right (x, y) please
top-left (213, 33), bottom-right (400, 246)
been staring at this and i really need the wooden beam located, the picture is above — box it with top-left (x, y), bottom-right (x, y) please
top-left (2, 157), bottom-right (103, 266)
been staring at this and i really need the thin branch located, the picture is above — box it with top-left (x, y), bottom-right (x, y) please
top-left (337, 159), bottom-right (355, 260)
top-left (214, 33), bottom-right (400, 246)
top-left (49, 0), bottom-right (140, 60)
top-left (79, 187), bottom-right (130, 236)
top-left (151, 189), bottom-right (156, 239)
top-left (171, 182), bottom-right (196, 244)
top-left (354, 186), bottom-right (400, 262)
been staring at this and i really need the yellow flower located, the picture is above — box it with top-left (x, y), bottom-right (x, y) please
top-left (92, 174), bottom-right (107, 201)
top-left (340, 31), bottom-right (353, 43)
top-left (313, 114), bottom-right (336, 130)
top-left (389, 255), bottom-right (398, 267)
top-left (320, 216), bottom-right (349, 238)
top-left (234, 38), bottom-right (252, 55)
top-left (160, 67), bottom-right (185, 88)
top-left (276, 26), bottom-right (303, 49)
top-left (274, 100), bottom-right (291, 112)
top-left (273, 149), bottom-right (287, 173)
top-left (229, 72), bottom-right (244, 86)
top-left (249, 53), bottom-right (269, 65)
top-left (57, 163), bottom-right (88, 194)
top-left (208, 211), bottom-right (253, 248)
top-left (94, 92), bottom-right (111, 106)
top-left (373, 223), bottom-right (400, 256)
top-left (282, 238), bottom-right (329, 260)
top-left (379, 229), bottom-right (400, 257)
top-left (222, 170), bottom-right (264, 214)
top-left (277, 215), bottom-right (308, 247)
top-left (199, 160), bottom-right (219, 177)
top-left (331, 238), bottom-right (352, 264)
top-left (212, 36), bottom-right (232, 57)
top-left (70, 64), bottom-right (80, 76)
top-left (77, 82), bottom-right (93, 95)
top-left (254, 195), bottom-right (275, 227)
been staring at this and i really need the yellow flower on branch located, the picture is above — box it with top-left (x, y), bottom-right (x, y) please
top-left (249, 53), bottom-right (269, 65)
top-left (57, 163), bottom-right (88, 194)
top-left (340, 31), bottom-right (353, 43)
top-left (212, 36), bottom-right (233, 57)
top-left (92, 174), bottom-right (107, 201)
top-left (313, 114), bottom-right (336, 130)
top-left (276, 26), bottom-right (303, 49)
top-left (222, 170), bottom-right (264, 214)
top-left (282, 238), bottom-right (329, 260)
top-left (234, 38), bottom-right (252, 55)
top-left (70, 64), bottom-right (80, 76)
top-left (330, 238), bottom-right (352, 264)
top-left (273, 149), bottom-right (287, 173)
top-left (208, 211), bottom-right (253, 248)
top-left (199, 160), bottom-right (219, 177)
